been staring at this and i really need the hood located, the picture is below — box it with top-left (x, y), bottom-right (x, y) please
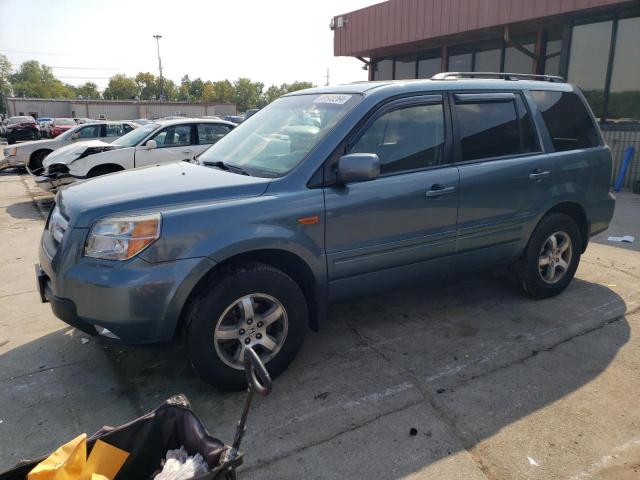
top-left (43, 140), bottom-right (114, 167)
top-left (10, 137), bottom-right (61, 154)
top-left (58, 161), bottom-right (272, 227)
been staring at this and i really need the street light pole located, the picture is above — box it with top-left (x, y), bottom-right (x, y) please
top-left (153, 34), bottom-right (164, 101)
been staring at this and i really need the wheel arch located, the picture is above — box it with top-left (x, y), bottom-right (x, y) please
top-left (28, 149), bottom-right (53, 169)
top-left (543, 202), bottom-right (589, 252)
top-left (87, 163), bottom-right (125, 177)
top-left (175, 248), bottom-right (323, 340)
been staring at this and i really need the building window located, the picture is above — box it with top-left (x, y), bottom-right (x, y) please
top-left (543, 30), bottom-right (563, 76)
top-left (567, 20), bottom-right (613, 119)
top-left (474, 40), bottom-right (502, 72)
top-left (607, 16), bottom-right (640, 123)
top-left (417, 51), bottom-right (441, 78)
top-left (373, 59), bottom-right (393, 80)
top-left (394, 54), bottom-right (417, 79)
top-left (448, 45), bottom-right (473, 71)
top-left (504, 34), bottom-right (536, 74)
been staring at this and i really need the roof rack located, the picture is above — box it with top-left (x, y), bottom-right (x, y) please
top-left (431, 72), bottom-right (565, 83)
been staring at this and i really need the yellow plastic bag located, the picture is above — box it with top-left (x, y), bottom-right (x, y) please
top-left (28, 434), bottom-right (128, 480)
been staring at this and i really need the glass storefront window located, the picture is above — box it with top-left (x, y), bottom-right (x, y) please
top-left (474, 40), bottom-right (502, 72)
top-left (373, 59), bottom-right (393, 80)
top-left (448, 46), bottom-right (473, 71)
top-left (543, 30), bottom-right (563, 76)
top-left (567, 21), bottom-right (613, 119)
top-left (417, 51), bottom-right (441, 78)
top-left (394, 54), bottom-right (416, 79)
top-left (607, 17), bottom-right (640, 123)
top-left (504, 34), bottom-right (536, 74)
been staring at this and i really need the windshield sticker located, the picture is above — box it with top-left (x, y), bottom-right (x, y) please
top-left (313, 94), bottom-right (352, 105)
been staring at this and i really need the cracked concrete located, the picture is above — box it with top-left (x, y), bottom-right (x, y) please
top-left (0, 170), bottom-right (639, 479)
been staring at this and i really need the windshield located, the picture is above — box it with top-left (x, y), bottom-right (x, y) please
top-left (112, 123), bottom-right (159, 147)
top-left (198, 93), bottom-right (361, 177)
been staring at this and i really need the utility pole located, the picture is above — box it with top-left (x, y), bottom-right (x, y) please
top-left (153, 34), bottom-right (164, 101)
top-left (325, 68), bottom-right (330, 86)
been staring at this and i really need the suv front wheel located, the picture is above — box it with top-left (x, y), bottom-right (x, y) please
top-left (187, 262), bottom-right (307, 389)
top-left (520, 213), bottom-right (582, 299)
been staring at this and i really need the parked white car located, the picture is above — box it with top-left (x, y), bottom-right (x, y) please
top-left (35, 118), bottom-right (235, 192)
top-left (1, 121), bottom-right (138, 173)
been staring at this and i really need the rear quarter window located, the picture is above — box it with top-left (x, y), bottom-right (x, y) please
top-left (529, 90), bottom-right (600, 152)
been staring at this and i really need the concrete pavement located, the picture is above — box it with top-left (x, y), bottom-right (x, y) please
top-left (0, 170), bottom-right (638, 479)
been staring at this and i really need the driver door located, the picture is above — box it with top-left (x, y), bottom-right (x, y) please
top-left (134, 124), bottom-right (195, 168)
top-left (63, 123), bottom-right (102, 146)
top-left (323, 95), bottom-right (460, 300)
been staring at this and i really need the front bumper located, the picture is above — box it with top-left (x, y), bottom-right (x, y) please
top-left (38, 231), bottom-right (216, 344)
top-left (34, 173), bottom-right (75, 192)
top-left (0, 155), bottom-right (25, 170)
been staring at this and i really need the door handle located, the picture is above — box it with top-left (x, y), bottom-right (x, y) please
top-left (425, 185), bottom-right (456, 197)
top-left (528, 170), bottom-right (551, 180)
top-left (181, 150), bottom-right (193, 154)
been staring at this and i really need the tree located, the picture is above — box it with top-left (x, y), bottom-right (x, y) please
top-left (0, 55), bottom-right (12, 114)
top-left (9, 60), bottom-right (75, 99)
top-left (103, 74), bottom-right (138, 100)
top-left (178, 75), bottom-right (191, 101)
top-left (258, 81), bottom-right (314, 108)
top-left (161, 78), bottom-right (178, 101)
top-left (233, 78), bottom-right (264, 112)
top-left (189, 78), bottom-right (205, 102)
top-left (75, 82), bottom-right (101, 99)
top-left (134, 72), bottom-right (157, 100)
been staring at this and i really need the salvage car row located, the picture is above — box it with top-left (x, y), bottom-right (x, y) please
top-left (1, 117), bottom-right (236, 191)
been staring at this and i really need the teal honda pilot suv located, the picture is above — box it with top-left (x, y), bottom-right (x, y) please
top-left (36, 73), bottom-right (615, 389)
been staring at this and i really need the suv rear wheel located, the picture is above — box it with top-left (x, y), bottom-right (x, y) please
top-left (520, 213), bottom-right (581, 298)
top-left (186, 262), bottom-right (307, 389)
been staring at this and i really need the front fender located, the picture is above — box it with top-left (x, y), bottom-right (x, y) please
top-left (69, 148), bottom-right (134, 177)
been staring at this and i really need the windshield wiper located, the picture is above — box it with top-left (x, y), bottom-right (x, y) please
top-left (202, 160), bottom-right (252, 176)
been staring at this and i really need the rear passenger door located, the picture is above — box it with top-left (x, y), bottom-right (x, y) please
top-left (452, 91), bottom-right (552, 272)
top-left (324, 95), bottom-right (460, 300)
top-left (134, 124), bottom-right (195, 168)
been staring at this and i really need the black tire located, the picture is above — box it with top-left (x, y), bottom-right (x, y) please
top-left (187, 262), bottom-right (308, 390)
top-left (33, 130), bottom-right (41, 140)
top-left (30, 150), bottom-right (52, 173)
top-left (519, 213), bottom-right (581, 299)
top-left (87, 166), bottom-right (123, 178)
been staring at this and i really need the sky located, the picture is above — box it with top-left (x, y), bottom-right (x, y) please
top-left (0, 0), bottom-right (376, 90)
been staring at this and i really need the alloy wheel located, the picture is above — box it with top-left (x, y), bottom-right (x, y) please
top-left (538, 231), bottom-right (572, 284)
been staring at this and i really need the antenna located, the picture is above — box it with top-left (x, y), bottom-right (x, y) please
top-left (325, 68), bottom-right (330, 86)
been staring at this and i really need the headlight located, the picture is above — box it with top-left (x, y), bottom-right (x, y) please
top-left (4, 147), bottom-right (17, 157)
top-left (85, 213), bottom-right (161, 260)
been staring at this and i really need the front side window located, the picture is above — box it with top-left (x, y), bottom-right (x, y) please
top-left (529, 90), bottom-right (600, 151)
top-left (197, 123), bottom-right (232, 145)
top-left (78, 125), bottom-right (101, 138)
top-left (122, 123), bottom-right (134, 134)
top-left (198, 93), bottom-right (362, 177)
top-left (152, 125), bottom-right (192, 147)
top-left (348, 103), bottom-right (445, 174)
top-left (455, 97), bottom-right (521, 161)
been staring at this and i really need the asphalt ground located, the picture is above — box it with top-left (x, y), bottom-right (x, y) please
top-left (0, 169), bottom-right (638, 479)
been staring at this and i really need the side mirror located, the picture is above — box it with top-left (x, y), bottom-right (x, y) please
top-left (336, 153), bottom-right (380, 184)
top-left (71, 133), bottom-right (79, 140)
top-left (145, 139), bottom-right (157, 150)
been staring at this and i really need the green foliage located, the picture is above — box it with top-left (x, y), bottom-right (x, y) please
top-left (103, 74), bottom-right (138, 100)
top-left (9, 60), bottom-right (75, 99)
top-left (75, 82), bottom-right (101, 99)
top-left (233, 78), bottom-right (264, 112)
top-left (1, 58), bottom-right (315, 114)
top-left (0, 55), bottom-right (12, 114)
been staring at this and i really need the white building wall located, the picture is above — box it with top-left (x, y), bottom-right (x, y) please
top-left (8, 99), bottom-right (70, 118)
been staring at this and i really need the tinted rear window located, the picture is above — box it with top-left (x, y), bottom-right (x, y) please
top-left (529, 91), bottom-right (600, 151)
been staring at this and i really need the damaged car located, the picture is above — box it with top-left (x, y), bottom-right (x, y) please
top-left (2, 121), bottom-right (138, 173)
top-left (35, 118), bottom-right (235, 192)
